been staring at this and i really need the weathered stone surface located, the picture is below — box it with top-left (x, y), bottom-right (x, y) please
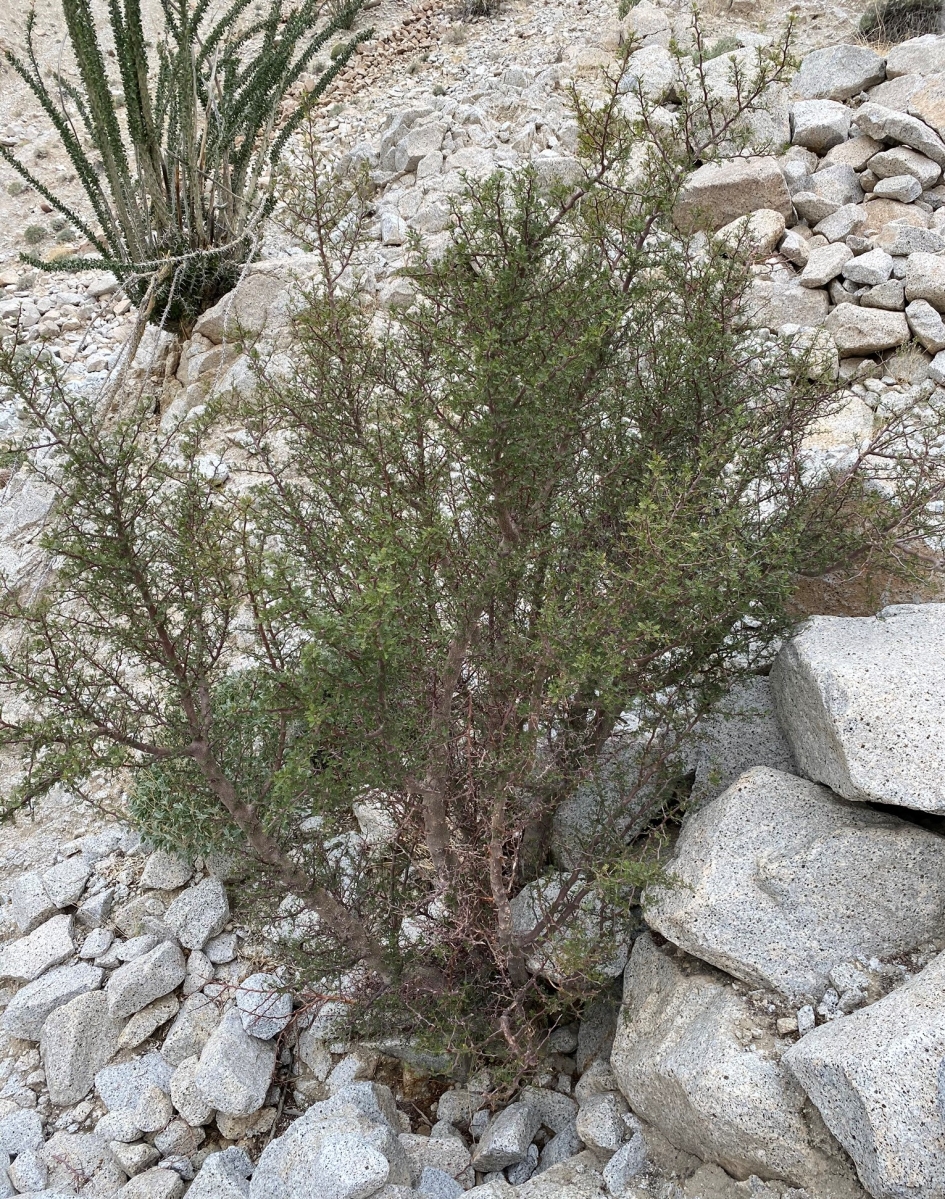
top-left (575, 1091), bottom-right (630, 1158)
top-left (118, 1167), bottom-right (186, 1199)
top-left (162, 992), bottom-right (224, 1066)
top-left (165, 878), bottom-right (229, 951)
top-left (841, 247), bottom-right (893, 287)
top-left (472, 1104), bottom-right (542, 1171)
top-left (909, 74), bottom-right (945, 141)
top-left (824, 304), bottom-right (909, 355)
top-left (235, 973), bottom-right (293, 1041)
top-left (644, 766), bottom-right (945, 1000)
top-left (874, 172), bottom-right (923, 202)
top-left (854, 101), bottom-right (945, 165)
top-left (139, 851), bottom-right (194, 891)
top-left (861, 196), bottom-right (930, 232)
top-left (785, 950), bottom-right (945, 1199)
top-left (771, 604), bottom-right (945, 813)
top-left (9, 872), bottom-right (56, 934)
top-left (194, 1009), bottom-right (276, 1116)
top-left (0, 1108), bottom-right (44, 1155)
top-left (610, 935), bottom-right (859, 1191)
top-left (400, 1132), bottom-right (471, 1180)
top-left (869, 144), bottom-right (942, 187)
top-left (688, 677), bottom-right (796, 808)
top-left (118, 993), bottom-right (180, 1051)
top-left (96, 1051), bottom-right (174, 1111)
top-left (874, 220), bottom-right (945, 254)
top-left (188, 1148), bottom-right (253, 1199)
top-left (806, 163), bottom-right (864, 206)
top-left (886, 34), bottom-right (945, 79)
top-left (2, 962), bottom-right (103, 1040)
top-left (814, 203), bottom-right (867, 243)
top-left (824, 133), bottom-right (885, 170)
top-left (791, 100), bottom-right (852, 152)
top-left (799, 243), bottom-right (853, 287)
top-left (792, 45), bottom-right (886, 101)
top-left (675, 158), bottom-right (792, 232)
top-left (742, 278), bottom-right (830, 329)
top-left (43, 1131), bottom-right (128, 1196)
top-left (0, 914), bottom-right (74, 982)
top-left (859, 278), bottom-right (906, 309)
top-left (193, 274), bottom-right (293, 346)
top-left (907, 297), bottom-right (945, 350)
top-left (41, 991), bottom-right (123, 1105)
top-left (905, 250), bottom-right (945, 310)
top-left (42, 856), bottom-right (90, 907)
top-left (250, 1102), bottom-right (409, 1199)
top-left (107, 941), bottom-right (186, 1018)
top-left (714, 210), bottom-right (786, 260)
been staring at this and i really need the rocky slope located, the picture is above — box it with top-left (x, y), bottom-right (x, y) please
top-left (0, 3), bottom-right (943, 1199)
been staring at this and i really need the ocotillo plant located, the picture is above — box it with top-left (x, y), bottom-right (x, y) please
top-left (1, 0), bottom-right (370, 332)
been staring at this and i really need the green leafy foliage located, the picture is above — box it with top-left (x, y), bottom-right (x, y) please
top-left (1, 0), bottom-right (372, 332)
top-left (0, 24), bottom-right (943, 1074)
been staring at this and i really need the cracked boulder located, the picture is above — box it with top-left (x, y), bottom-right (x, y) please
top-left (610, 934), bottom-right (866, 1195)
top-left (643, 767), bottom-right (945, 1001)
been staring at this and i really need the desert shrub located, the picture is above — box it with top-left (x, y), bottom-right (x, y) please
top-left (1, 0), bottom-right (372, 334)
top-left (0, 26), bottom-right (943, 1076)
top-left (22, 225), bottom-right (45, 246)
top-left (860, 0), bottom-right (942, 41)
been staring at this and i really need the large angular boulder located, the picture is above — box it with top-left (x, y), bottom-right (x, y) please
top-left (792, 46), bottom-right (886, 101)
top-left (854, 101), bottom-right (945, 165)
top-left (0, 914), bottom-right (74, 982)
top-left (785, 950), bottom-right (945, 1199)
top-left (674, 158), bottom-right (792, 232)
top-left (610, 935), bottom-right (862, 1193)
top-left (771, 604), bottom-right (945, 813)
top-left (886, 34), bottom-right (945, 78)
top-left (643, 767), bottom-right (945, 1000)
top-left (824, 305), bottom-right (910, 356)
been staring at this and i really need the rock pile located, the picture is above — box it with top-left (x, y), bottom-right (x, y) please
top-left (610, 603), bottom-right (945, 1199)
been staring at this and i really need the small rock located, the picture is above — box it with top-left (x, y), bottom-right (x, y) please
top-left (235, 973), bottom-right (293, 1041)
top-left (165, 879), bottom-right (229, 951)
top-left (841, 247), bottom-right (893, 286)
top-left (95, 1051), bottom-right (174, 1112)
top-left (118, 1166), bottom-right (186, 1199)
top-left (8, 1146), bottom-right (47, 1191)
top-left (791, 100), bottom-right (852, 152)
top-left (107, 942), bottom-right (186, 1018)
top-left (42, 856), bottom-right (91, 907)
top-left (602, 1127), bottom-right (648, 1193)
top-left (187, 1147), bottom-right (253, 1199)
top-left (134, 1084), bottom-right (174, 1133)
top-left (0, 1108), bottom-right (44, 1154)
top-left (194, 1009), bottom-right (276, 1116)
top-left (873, 173), bottom-right (923, 202)
top-left (170, 1056), bottom-right (215, 1126)
top-left (0, 915), bottom-right (74, 983)
top-left (111, 1139), bottom-right (161, 1176)
top-left (869, 146), bottom-right (942, 188)
top-left (8, 873), bottom-right (56, 934)
top-left (799, 243), bottom-right (853, 287)
top-left (575, 1091), bottom-right (630, 1158)
top-left (140, 852), bottom-right (194, 892)
top-left (907, 297), bottom-right (945, 349)
top-left (824, 304), bottom-right (910, 355)
top-left (471, 1103), bottom-right (541, 1171)
top-left (118, 994), bottom-right (180, 1051)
